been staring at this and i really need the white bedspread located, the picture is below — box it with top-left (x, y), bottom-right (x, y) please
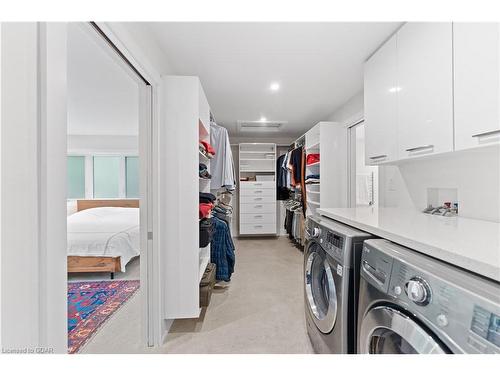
top-left (67, 207), bottom-right (140, 272)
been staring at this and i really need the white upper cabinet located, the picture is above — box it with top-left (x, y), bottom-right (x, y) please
top-left (454, 23), bottom-right (500, 151)
top-left (364, 34), bottom-right (398, 165)
top-left (397, 23), bottom-right (454, 159)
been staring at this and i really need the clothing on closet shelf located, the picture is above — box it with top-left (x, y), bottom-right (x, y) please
top-left (199, 140), bottom-right (216, 157)
top-left (199, 163), bottom-right (211, 179)
top-left (210, 121), bottom-right (236, 190)
top-left (306, 153), bottom-right (320, 165)
top-left (305, 178), bottom-right (320, 184)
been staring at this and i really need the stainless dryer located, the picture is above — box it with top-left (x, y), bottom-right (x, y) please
top-left (358, 239), bottom-right (500, 354)
top-left (304, 215), bottom-right (372, 354)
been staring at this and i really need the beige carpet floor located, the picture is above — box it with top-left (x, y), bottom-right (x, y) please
top-left (80, 237), bottom-right (313, 354)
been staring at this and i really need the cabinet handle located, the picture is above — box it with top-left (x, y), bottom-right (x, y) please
top-left (254, 215), bottom-right (263, 218)
top-left (254, 205), bottom-right (263, 208)
top-left (254, 197), bottom-right (263, 201)
top-left (254, 183), bottom-right (263, 186)
top-left (405, 145), bottom-right (434, 152)
top-left (369, 154), bottom-right (387, 160)
top-left (472, 129), bottom-right (500, 138)
top-left (254, 190), bottom-right (263, 193)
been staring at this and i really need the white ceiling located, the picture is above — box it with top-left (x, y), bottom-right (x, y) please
top-left (140, 22), bottom-right (401, 139)
top-left (67, 23), bottom-right (139, 136)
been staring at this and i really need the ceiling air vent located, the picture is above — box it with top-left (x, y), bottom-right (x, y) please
top-left (237, 120), bottom-right (287, 133)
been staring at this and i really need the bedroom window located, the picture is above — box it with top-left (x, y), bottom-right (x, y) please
top-left (67, 156), bottom-right (86, 199)
top-left (93, 156), bottom-right (121, 198)
top-left (125, 156), bottom-right (139, 198)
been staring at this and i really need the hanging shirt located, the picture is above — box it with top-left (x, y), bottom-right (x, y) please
top-left (210, 122), bottom-right (236, 190)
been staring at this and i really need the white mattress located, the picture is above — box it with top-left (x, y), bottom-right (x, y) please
top-left (67, 207), bottom-right (140, 272)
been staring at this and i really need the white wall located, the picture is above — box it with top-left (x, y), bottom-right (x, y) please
top-left (1, 23), bottom-right (67, 353)
top-left (326, 90), bottom-right (500, 222)
top-left (67, 134), bottom-right (138, 154)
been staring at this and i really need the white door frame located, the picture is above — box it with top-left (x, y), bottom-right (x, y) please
top-left (79, 22), bottom-right (164, 348)
top-left (80, 22), bottom-right (159, 347)
top-left (346, 118), bottom-right (365, 208)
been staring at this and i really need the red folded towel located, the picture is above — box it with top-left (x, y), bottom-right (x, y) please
top-left (199, 203), bottom-right (214, 219)
top-left (306, 153), bottom-right (320, 165)
top-left (199, 140), bottom-right (216, 155)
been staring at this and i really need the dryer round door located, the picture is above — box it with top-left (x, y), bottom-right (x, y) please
top-left (304, 242), bottom-right (338, 334)
top-left (359, 306), bottom-right (448, 354)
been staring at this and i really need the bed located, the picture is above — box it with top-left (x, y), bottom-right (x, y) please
top-left (67, 199), bottom-right (140, 279)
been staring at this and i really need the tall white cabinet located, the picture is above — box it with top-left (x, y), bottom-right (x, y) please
top-left (364, 34), bottom-right (398, 164)
top-left (454, 23), bottom-right (500, 151)
top-left (161, 76), bottom-right (211, 319)
top-left (364, 22), bottom-right (499, 165)
top-left (239, 143), bottom-right (277, 235)
top-left (397, 22), bottom-right (454, 159)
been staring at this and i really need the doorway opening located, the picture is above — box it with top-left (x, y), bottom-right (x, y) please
top-left (348, 120), bottom-right (379, 208)
top-left (65, 22), bottom-right (154, 353)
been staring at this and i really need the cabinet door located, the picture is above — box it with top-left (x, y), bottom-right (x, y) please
top-left (364, 34), bottom-right (398, 165)
top-left (397, 23), bottom-right (454, 159)
top-left (454, 23), bottom-right (500, 150)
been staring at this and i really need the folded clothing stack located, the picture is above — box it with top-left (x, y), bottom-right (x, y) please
top-left (199, 140), bottom-right (216, 159)
top-left (306, 153), bottom-right (320, 165)
top-left (199, 218), bottom-right (214, 248)
top-left (305, 174), bottom-right (320, 184)
top-left (200, 192), bottom-right (216, 203)
top-left (199, 163), bottom-right (211, 179)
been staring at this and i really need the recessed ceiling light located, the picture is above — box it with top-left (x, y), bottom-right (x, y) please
top-left (269, 82), bottom-right (280, 91)
top-left (260, 116), bottom-right (267, 122)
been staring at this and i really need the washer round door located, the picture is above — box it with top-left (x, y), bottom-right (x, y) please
top-left (359, 306), bottom-right (448, 354)
top-left (304, 242), bottom-right (338, 334)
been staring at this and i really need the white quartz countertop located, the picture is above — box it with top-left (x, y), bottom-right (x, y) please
top-left (317, 207), bottom-right (500, 283)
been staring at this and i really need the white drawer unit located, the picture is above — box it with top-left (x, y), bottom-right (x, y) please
top-left (240, 213), bottom-right (276, 224)
top-left (240, 203), bottom-right (276, 214)
top-left (240, 223), bottom-right (277, 235)
top-left (240, 188), bottom-right (275, 197)
top-left (240, 195), bottom-right (276, 204)
top-left (239, 143), bottom-right (277, 235)
top-left (240, 181), bottom-right (275, 190)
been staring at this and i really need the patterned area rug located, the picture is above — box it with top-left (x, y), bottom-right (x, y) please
top-left (68, 280), bottom-right (140, 354)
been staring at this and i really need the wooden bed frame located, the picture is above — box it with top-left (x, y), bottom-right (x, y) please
top-left (67, 199), bottom-right (140, 279)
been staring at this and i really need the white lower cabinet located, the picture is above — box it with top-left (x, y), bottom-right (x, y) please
top-left (454, 23), bottom-right (500, 151)
top-left (397, 22), bottom-right (454, 160)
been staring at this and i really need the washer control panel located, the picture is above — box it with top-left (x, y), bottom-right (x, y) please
top-left (361, 239), bottom-right (500, 354)
top-left (388, 258), bottom-right (500, 354)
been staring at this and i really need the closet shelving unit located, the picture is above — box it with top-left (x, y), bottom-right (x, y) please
top-left (305, 124), bottom-right (321, 216)
top-left (162, 75), bottom-right (211, 319)
top-left (198, 118), bottom-right (211, 283)
top-left (304, 122), bottom-right (339, 217)
top-left (239, 143), bottom-right (277, 235)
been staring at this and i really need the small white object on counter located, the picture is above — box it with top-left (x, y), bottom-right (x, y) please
top-left (317, 207), bottom-right (500, 283)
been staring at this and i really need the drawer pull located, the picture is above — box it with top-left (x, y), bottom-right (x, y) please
top-left (254, 225), bottom-right (263, 228)
top-left (254, 205), bottom-right (263, 208)
top-left (254, 215), bottom-right (263, 218)
top-left (472, 129), bottom-right (500, 138)
top-left (369, 154), bottom-right (387, 160)
top-left (254, 190), bottom-right (263, 193)
top-left (405, 145), bottom-right (434, 152)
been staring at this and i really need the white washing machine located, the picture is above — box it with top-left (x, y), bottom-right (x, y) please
top-left (304, 215), bottom-right (372, 353)
top-left (358, 239), bottom-right (500, 354)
